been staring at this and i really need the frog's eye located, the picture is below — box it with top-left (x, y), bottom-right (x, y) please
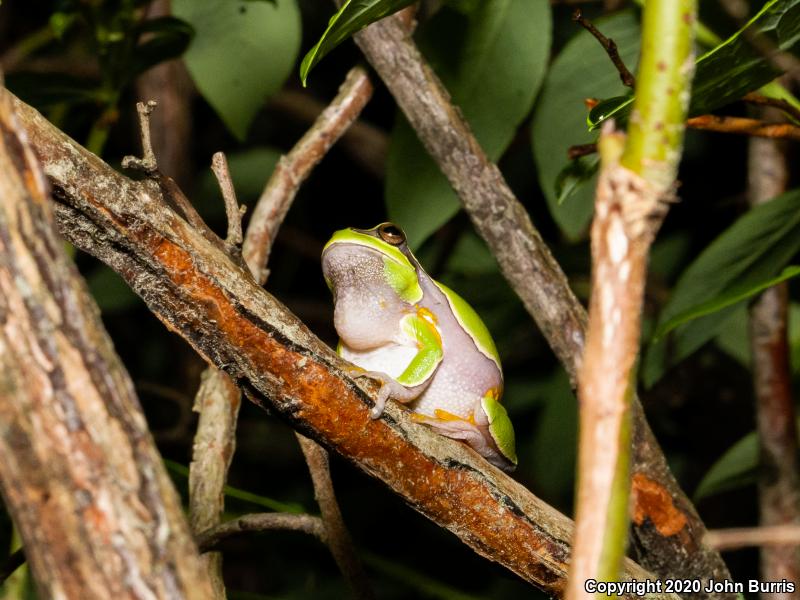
top-left (378, 223), bottom-right (406, 246)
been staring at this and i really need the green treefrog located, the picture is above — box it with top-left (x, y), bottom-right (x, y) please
top-left (321, 223), bottom-right (517, 471)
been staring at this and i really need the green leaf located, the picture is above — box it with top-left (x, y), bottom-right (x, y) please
top-left (386, 0), bottom-right (551, 248)
top-left (174, 0), bottom-right (301, 140)
top-left (590, 0), bottom-right (800, 129)
top-left (163, 459), bottom-right (306, 513)
top-left (654, 265), bottom-right (800, 340)
top-left (554, 154), bottom-right (600, 206)
top-left (300, 0), bottom-right (414, 86)
top-left (87, 265), bottom-right (141, 314)
top-left (530, 12), bottom-right (640, 239)
top-left (643, 188), bottom-right (800, 387)
top-left (132, 16), bottom-right (194, 76)
top-left (695, 417), bottom-right (800, 500)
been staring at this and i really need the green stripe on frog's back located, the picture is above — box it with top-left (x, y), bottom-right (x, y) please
top-left (323, 229), bottom-right (423, 303)
top-left (433, 281), bottom-right (501, 369)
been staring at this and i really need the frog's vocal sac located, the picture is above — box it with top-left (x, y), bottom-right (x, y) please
top-left (321, 222), bottom-right (517, 471)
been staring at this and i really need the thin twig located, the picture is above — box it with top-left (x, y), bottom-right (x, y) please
top-left (747, 113), bottom-right (800, 589)
top-left (242, 65), bottom-right (374, 283)
top-left (706, 525), bottom-right (800, 551)
top-left (743, 92), bottom-right (800, 123)
top-left (0, 548), bottom-right (25, 586)
top-left (686, 114), bottom-right (800, 140)
top-left (572, 9), bottom-right (636, 88)
top-left (197, 513), bottom-right (326, 553)
top-left (121, 100), bottom-right (158, 173)
top-left (566, 113), bottom-right (800, 159)
top-left (297, 435), bottom-right (375, 600)
top-left (567, 143), bottom-right (599, 160)
top-left (211, 152), bottom-right (245, 249)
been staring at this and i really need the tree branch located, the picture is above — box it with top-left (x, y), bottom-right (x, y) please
top-left (15, 94), bottom-right (677, 598)
top-left (747, 115), bottom-right (800, 588)
top-left (706, 525), bottom-right (800, 551)
top-left (572, 9), bottom-right (636, 88)
top-left (352, 9), bottom-right (732, 587)
top-left (197, 513), bottom-right (326, 552)
top-left (0, 86), bottom-right (214, 599)
top-left (242, 66), bottom-right (374, 283)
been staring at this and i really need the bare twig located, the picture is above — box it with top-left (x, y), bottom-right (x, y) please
top-left (197, 513), bottom-right (326, 552)
top-left (189, 369), bottom-right (242, 597)
top-left (268, 89), bottom-right (387, 179)
top-left (686, 114), bottom-right (800, 140)
top-left (567, 112), bottom-right (800, 159)
top-left (743, 92), bottom-right (800, 123)
top-left (572, 9), bottom-right (636, 88)
top-left (568, 143), bottom-right (599, 160)
top-left (211, 152), bottom-right (245, 249)
top-left (121, 100), bottom-right (158, 173)
top-left (352, 7), bottom-right (732, 588)
top-left (747, 116), bottom-right (800, 589)
top-left (297, 435), bottom-right (374, 600)
top-left (243, 66), bottom-right (374, 282)
top-left (706, 525), bottom-right (800, 551)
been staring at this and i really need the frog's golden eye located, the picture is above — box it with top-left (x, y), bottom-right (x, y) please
top-left (378, 223), bottom-right (406, 246)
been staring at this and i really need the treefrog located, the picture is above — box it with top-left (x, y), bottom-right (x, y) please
top-left (321, 223), bottom-right (517, 471)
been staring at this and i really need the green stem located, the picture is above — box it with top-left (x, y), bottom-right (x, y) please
top-left (621, 0), bottom-right (697, 192)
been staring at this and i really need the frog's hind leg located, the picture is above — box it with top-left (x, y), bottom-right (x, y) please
top-left (412, 409), bottom-right (497, 465)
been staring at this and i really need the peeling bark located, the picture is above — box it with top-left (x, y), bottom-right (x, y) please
top-left (0, 89), bottom-right (214, 599)
top-left (12, 95), bottom-right (678, 598)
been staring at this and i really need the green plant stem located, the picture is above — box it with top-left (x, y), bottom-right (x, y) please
top-left (568, 0), bottom-right (697, 594)
top-left (621, 0), bottom-right (696, 191)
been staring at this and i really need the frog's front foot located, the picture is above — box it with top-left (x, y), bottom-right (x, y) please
top-left (347, 368), bottom-right (414, 419)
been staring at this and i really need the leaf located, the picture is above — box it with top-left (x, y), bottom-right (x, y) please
top-left (554, 154), bottom-right (599, 206)
top-left (589, 0), bottom-right (800, 129)
top-left (300, 0), bottom-right (415, 86)
top-left (163, 459), bottom-right (306, 513)
top-left (643, 188), bottom-right (800, 387)
top-left (386, 0), bottom-right (551, 248)
top-left (132, 16), bottom-right (194, 76)
top-left (695, 417), bottom-right (800, 500)
top-left (173, 0), bottom-right (301, 140)
top-left (654, 265), bottom-right (800, 340)
top-left (87, 265), bottom-right (141, 314)
top-left (530, 12), bottom-right (640, 239)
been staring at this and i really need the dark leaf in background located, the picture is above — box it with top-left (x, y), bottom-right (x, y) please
top-left (643, 188), bottom-right (800, 387)
top-left (131, 16), bottom-right (194, 76)
top-left (300, 0), bottom-right (416, 86)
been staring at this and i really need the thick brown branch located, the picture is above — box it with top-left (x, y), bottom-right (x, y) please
top-left (0, 88), bottom-right (214, 599)
top-left (747, 125), bottom-right (800, 588)
top-left (243, 66), bottom-right (374, 282)
top-left (16, 94), bottom-right (676, 597)
top-left (197, 513), bottom-right (326, 552)
top-left (352, 12), bottom-right (732, 587)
